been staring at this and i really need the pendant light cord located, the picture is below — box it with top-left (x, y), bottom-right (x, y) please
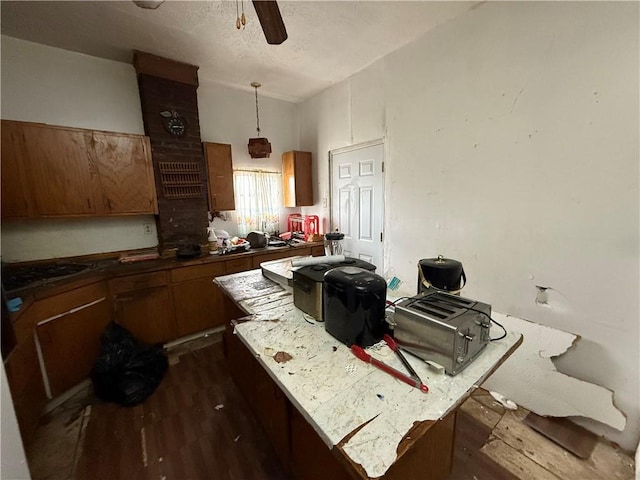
top-left (254, 86), bottom-right (261, 136)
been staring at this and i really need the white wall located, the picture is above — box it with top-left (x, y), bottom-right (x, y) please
top-left (198, 80), bottom-right (300, 236)
top-left (0, 36), bottom-right (157, 262)
top-left (299, 2), bottom-right (639, 451)
top-left (0, 37), bottom-right (300, 261)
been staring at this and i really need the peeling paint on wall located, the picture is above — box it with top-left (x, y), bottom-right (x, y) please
top-left (483, 316), bottom-right (626, 432)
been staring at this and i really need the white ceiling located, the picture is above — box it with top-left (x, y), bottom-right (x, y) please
top-left (1, 1), bottom-right (479, 103)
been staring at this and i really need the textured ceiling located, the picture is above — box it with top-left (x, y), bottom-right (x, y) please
top-left (1, 1), bottom-right (479, 103)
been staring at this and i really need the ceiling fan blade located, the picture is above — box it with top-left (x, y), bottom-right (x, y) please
top-left (252, 1), bottom-right (288, 45)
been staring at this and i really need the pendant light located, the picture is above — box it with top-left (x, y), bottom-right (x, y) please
top-left (248, 82), bottom-right (272, 159)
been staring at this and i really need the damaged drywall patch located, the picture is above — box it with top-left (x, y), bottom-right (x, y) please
top-left (483, 315), bottom-right (626, 431)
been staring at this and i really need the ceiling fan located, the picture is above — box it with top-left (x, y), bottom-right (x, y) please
top-left (133, 0), bottom-right (287, 45)
top-left (251, 1), bottom-right (287, 45)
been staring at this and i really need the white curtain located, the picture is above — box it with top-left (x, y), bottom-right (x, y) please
top-left (233, 170), bottom-right (282, 236)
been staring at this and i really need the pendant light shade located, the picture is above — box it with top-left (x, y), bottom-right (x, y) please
top-left (248, 82), bottom-right (271, 158)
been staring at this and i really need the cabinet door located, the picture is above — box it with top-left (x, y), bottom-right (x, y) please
top-left (21, 123), bottom-right (101, 216)
top-left (204, 142), bottom-right (235, 211)
top-left (1, 120), bottom-right (34, 218)
top-left (224, 321), bottom-right (291, 474)
top-left (92, 132), bottom-right (158, 214)
top-left (36, 297), bottom-right (111, 397)
top-left (172, 261), bottom-right (226, 337)
top-left (113, 286), bottom-right (176, 345)
top-left (282, 151), bottom-right (313, 207)
top-left (173, 277), bottom-right (225, 337)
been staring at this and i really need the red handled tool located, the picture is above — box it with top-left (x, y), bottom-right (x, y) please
top-left (351, 334), bottom-right (429, 393)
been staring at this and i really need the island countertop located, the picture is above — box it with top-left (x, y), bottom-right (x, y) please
top-left (215, 269), bottom-right (523, 479)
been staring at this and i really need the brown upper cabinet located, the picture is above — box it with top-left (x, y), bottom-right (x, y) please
top-left (204, 142), bottom-right (235, 211)
top-left (282, 151), bottom-right (313, 207)
top-left (0, 120), bottom-right (158, 219)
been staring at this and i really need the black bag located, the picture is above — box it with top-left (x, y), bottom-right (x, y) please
top-left (90, 322), bottom-right (168, 406)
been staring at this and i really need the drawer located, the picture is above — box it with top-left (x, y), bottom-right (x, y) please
top-left (225, 257), bottom-right (253, 274)
top-left (252, 249), bottom-right (298, 269)
top-left (109, 270), bottom-right (168, 295)
top-left (311, 246), bottom-right (325, 257)
top-left (171, 261), bottom-right (226, 283)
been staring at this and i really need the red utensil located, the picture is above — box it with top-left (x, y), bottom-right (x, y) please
top-left (351, 338), bottom-right (429, 393)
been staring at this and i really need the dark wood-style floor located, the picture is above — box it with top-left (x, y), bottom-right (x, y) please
top-left (75, 336), bottom-right (287, 480)
top-left (26, 334), bottom-right (634, 480)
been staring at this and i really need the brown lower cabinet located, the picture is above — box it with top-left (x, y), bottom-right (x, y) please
top-left (171, 262), bottom-right (226, 337)
top-left (5, 243), bottom-right (323, 447)
top-left (5, 281), bottom-right (110, 444)
top-left (110, 271), bottom-right (176, 345)
top-left (36, 295), bottom-right (111, 397)
top-left (224, 319), bottom-right (292, 475)
top-left (223, 311), bottom-right (456, 480)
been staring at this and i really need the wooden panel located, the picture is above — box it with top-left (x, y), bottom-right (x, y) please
top-left (225, 257), bottom-right (253, 274)
top-left (133, 50), bottom-right (199, 86)
top-left (252, 352), bottom-right (291, 474)
top-left (36, 297), bottom-right (111, 397)
top-left (251, 248), bottom-right (309, 269)
top-left (109, 271), bottom-right (169, 295)
top-left (224, 320), bottom-right (291, 474)
top-left (282, 151), bottom-right (313, 207)
top-left (1, 120), bottom-right (34, 218)
top-left (311, 246), bottom-right (325, 257)
top-left (282, 151), bottom-right (296, 207)
top-left (294, 151), bottom-right (313, 206)
top-left (290, 406), bottom-right (350, 480)
top-left (381, 412), bottom-right (456, 480)
top-left (5, 336), bottom-right (47, 446)
top-left (92, 132), bottom-right (158, 214)
top-left (204, 142), bottom-right (235, 211)
top-left (21, 123), bottom-right (101, 216)
top-left (14, 282), bottom-right (109, 343)
top-left (170, 261), bottom-right (226, 283)
top-left (173, 278), bottom-right (225, 337)
top-left (113, 285), bottom-right (176, 344)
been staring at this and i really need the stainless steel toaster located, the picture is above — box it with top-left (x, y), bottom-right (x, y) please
top-left (392, 290), bottom-right (491, 375)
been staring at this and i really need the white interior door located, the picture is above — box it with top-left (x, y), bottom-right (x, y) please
top-left (330, 142), bottom-right (384, 270)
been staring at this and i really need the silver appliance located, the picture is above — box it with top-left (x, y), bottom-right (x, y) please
top-left (392, 290), bottom-right (491, 375)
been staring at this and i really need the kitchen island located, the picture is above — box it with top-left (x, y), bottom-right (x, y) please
top-left (216, 269), bottom-right (523, 479)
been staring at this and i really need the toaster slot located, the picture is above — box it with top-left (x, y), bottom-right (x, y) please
top-left (410, 302), bottom-right (449, 319)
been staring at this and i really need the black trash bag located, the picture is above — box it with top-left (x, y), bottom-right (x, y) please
top-left (90, 322), bottom-right (168, 406)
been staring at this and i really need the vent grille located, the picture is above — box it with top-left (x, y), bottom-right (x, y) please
top-left (159, 161), bottom-right (203, 199)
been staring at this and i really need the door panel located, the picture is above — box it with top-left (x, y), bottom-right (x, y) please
top-left (331, 143), bottom-right (384, 270)
top-left (92, 132), bottom-right (158, 214)
top-left (21, 124), bottom-right (100, 215)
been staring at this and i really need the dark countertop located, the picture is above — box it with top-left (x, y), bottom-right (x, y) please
top-left (3, 241), bottom-right (323, 303)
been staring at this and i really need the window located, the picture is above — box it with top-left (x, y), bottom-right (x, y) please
top-left (233, 169), bottom-right (282, 236)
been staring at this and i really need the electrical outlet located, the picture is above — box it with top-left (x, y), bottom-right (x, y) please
top-left (143, 223), bottom-right (153, 235)
top-left (322, 198), bottom-right (328, 208)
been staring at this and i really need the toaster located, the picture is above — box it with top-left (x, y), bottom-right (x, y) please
top-left (392, 290), bottom-right (491, 375)
top-left (323, 266), bottom-right (388, 347)
top-left (293, 258), bottom-right (375, 320)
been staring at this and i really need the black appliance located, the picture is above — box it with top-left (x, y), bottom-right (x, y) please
top-left (418, 255), bottom-right (466, 293)
top-left (323, 266), bottom-right (387, 347)
top-left (293, 258), bottom-right (375, 320)
top-left (247, 231), bottom-right (268, 248)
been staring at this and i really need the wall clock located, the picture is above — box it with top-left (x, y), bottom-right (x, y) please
top-left (160, 110), bottom-right (186, 137)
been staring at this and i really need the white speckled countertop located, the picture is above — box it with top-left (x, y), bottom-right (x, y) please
top-left (215, 269), bottom-right (522, 478)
